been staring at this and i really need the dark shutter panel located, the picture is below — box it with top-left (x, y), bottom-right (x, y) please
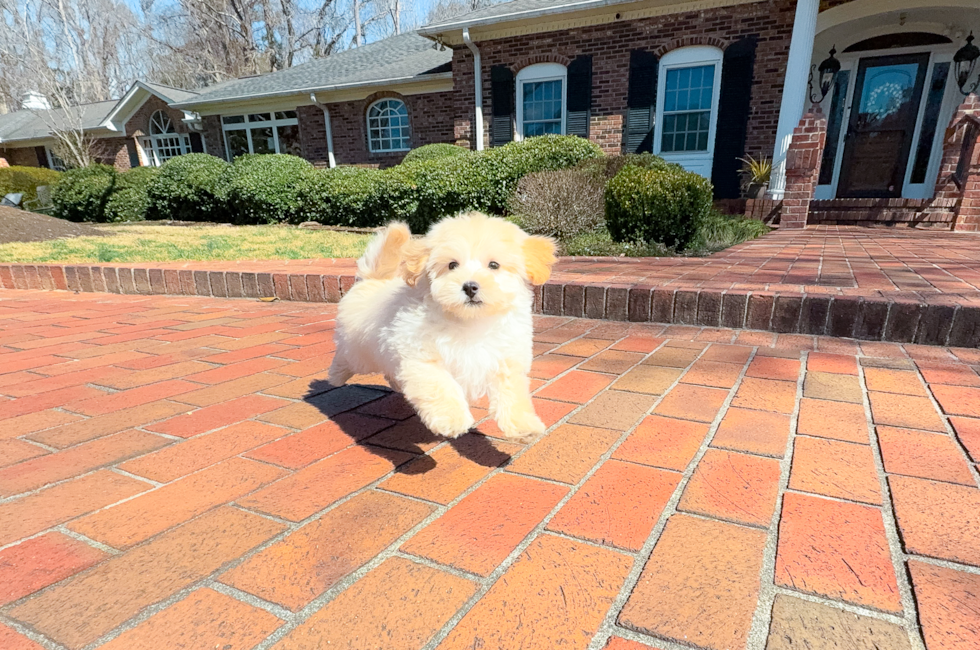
top-left (490, 65), bottom-right (515, 146)
top-left (566, 55), bottom-right (592, 139)
top-left (710, 36), bottom-right (758, 199)
top-left (35, 146), bottom-right (50, 168)
top-left (625, 50), bottom-right (658, 153)
top-left (189, 132), bottom-right (205, 153)
top-left (126, 141), bottom-right (141, 168)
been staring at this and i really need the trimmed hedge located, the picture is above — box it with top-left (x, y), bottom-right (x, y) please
top-left (401, 143), bottom-right (468, 164)
top-left (297, 166), bottom-right (417, 228)
top-left (576, 153), bottom-right (682, 180)
top-left (0, 166), bottom-right (61, 206)
top-left (104, 167), bottom-right (158, 222)
top-left (605, 164), bottom-right (714, 250)
top-left (225, 154), bottom-right (315, 224)
top-left (146, 153), bottom-right (230, 222)
top-left (52, 164), bottom-right (116, 223)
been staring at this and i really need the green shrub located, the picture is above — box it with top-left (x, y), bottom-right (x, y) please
top-left (402, 143), bottom-right (468, 164)
top-left (507, 169), bottom-right (605, 240)
top-left (51, 164), bottom-right (116, 222)
top-left (0, 166), bottom-right (61, 206)
top-left (575, 153), bottom-right (682, 180)
top-left (689, 212), bottom-right (770, 253)
top-left (146, 153), bottom-right (230, 222)
top-left (104, 167), bottom-right (158, 222)
top-left (297, 166), bottom-right (417, 228)
top-left (605, 164), bottom-right (714, 250)
top-left (225, 154), bottom-right (315, 224)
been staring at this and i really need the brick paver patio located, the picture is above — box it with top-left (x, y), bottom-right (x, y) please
top-left (1, 289), bottom-right (978, 650)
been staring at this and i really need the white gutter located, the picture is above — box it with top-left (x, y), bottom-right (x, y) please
top-left (310, 92), bottom-right (337, 168)
top-left (462, 27), bottom-right (484, 151)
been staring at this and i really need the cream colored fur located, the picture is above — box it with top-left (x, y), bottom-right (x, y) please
top-left (329, 213), bottom-right (557, 440)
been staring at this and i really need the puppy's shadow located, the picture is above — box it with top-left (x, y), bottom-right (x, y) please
top-left (303, 379), bottom-right (513, 475)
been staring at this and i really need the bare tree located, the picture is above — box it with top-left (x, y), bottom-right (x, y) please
top-left (425, 0), bottom-right (499, 24)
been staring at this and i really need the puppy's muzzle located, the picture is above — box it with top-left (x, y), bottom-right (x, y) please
top-left (462, 282), bottom-right (480, 300)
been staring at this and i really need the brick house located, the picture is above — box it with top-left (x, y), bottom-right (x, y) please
top-left (0, 82), bottom-right (201, 171)
top-left (3, 0), bottom-right (980, 228)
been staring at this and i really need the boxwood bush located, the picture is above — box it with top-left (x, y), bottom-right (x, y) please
top-left (146, 153), bottom-right (230, 222)
top-left (0, 166), bottom-right (61, 206)
top-left (104, 166), bottom-right (158, 222)
top-left (576, 152), bottom-right (682, 180)
top-left (605, 164), bottom-right (714, 250)
top-left (52, 164), bottom-right (116, 222)
top-left (225, 154), bottom-right (315, 224)
top-left (297, 166), bottom-right (417, 228)
top-left (401, 143), bottom-right (468, 164)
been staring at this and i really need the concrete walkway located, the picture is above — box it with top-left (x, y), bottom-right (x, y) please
top-left (0, 290), bottom-right (978, 650)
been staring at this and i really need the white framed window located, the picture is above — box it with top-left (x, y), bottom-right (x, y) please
top-left (516, 63), bottom-right (567, 140)
top-left (45, 146), bottom-right (67, 171)
top-left (220, 111), bottom-right (302, 160)
top-left (367, 99), bottom-right (411, 153)
top-left (140, 110), bottom-right (191, 167)
top-left (654, 46), bottom-right (724, 178)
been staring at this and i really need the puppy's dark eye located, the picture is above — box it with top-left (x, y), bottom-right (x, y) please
top-left (488, 261), bottom-right (500, 270)
top-left (448, 261), bottom-right (459, 270)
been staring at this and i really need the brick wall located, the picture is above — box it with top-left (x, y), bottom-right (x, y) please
top-left (124, 95), bottom-right (190, 138)
top-left (0, 147), bottom-right (40, 167)
top-left (781, 106), bottom-right (826, 228)
top-left (298, 90), bottom-right (456, 167)
top-left (450, 0), bottom-right (796, 156)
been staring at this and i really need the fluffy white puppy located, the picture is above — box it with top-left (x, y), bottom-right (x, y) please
top-left (329, 212), bottom-right (557, 440)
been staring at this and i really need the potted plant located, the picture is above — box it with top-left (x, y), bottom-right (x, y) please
top-left (738, 155), bottom-right (772, 199)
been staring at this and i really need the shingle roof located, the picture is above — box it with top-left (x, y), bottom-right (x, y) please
top-left (0, 100), bottom-right (118, 143)
top-left (140, 82), bottom-right (199, 104)
top-left (173, 32), bottom-right (453, 108)
top-left (420, 0), bottom-right (637, 32)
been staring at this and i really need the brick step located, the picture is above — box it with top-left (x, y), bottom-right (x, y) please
top-left (2, 262), bottom-right (978, 347)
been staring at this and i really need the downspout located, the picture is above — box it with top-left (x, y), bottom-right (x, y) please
top-left (462, 27), bottom-right (484, 151)
top-left (310, 92), bottom-right (337, 168)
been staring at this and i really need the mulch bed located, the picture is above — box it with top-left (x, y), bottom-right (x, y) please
top-left (0, 206), bottom-right (104, 244)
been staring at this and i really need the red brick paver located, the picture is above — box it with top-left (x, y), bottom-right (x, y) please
top-left (0, 289), bottom-right (978, 650)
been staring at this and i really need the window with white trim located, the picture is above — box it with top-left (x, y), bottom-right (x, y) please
top-left (367, 99), bottom-right (411, 152)
top-left (516, 63), bottom-right (567, 139)
top-left (45, 147), bottom-right (67, 171)
top-left (139, 110), bottom-right (191, 167)
top-left (654, 46), bottom-right (723, 178)
top-left (220, 111), bottom-right (301, 159)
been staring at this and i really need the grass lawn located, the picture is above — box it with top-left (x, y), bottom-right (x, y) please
top-left (0, 224), bottom-right (373, 264)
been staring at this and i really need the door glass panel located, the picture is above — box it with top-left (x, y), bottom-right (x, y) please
top-left (819, 70), bottom-right (849, 186)
top-left (226, 129), bottom-right (249, 158)
top-left (910, 62), bottom-right (949, 184)
top-left (838, 56), bottom-right (927, 198)
top-left (276, 124), bottom-right (302, 156)
top-left (250, 127), bottom-right (275, 154)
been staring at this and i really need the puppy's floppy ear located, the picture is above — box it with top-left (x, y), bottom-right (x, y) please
top-left (522, 235), bottom-right (557, 285)
top-left (400, 239), bottom-right (430, 286)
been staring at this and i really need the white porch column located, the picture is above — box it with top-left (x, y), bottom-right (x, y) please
top-left (770, 0), bottom-right (819, 198)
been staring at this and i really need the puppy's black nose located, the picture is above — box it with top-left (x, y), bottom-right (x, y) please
top-left (462, 281), bottom-right (479, 298)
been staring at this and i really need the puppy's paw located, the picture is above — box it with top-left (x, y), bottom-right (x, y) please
top-left (497, 411), bottom-right (546, 443)
top-left (422, 405), bottom-right (475, 439)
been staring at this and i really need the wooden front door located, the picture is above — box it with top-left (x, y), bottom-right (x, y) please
top-left (837, 53), bottom-right (929, 198)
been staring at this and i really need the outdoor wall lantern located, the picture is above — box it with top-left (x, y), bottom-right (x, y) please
top-left (808, 46), bottom-right (841, 104)
top-left (954, 32), bottom-right (980, 95)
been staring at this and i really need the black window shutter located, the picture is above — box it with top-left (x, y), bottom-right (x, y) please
top-left (35, 146), bottom-right (50, 168)
top-left (126, 141), bottom-right (141, 168)
top-left (710, 36), bottom-right (758, 199)
top-left (490, 65), bottom-right (515, 147)
top-left (189, 132), bottom-right (205, 153)
top-left (566, 55), bottom-right (592, 138)
top-left (625, 50), bottom-right (658, 153)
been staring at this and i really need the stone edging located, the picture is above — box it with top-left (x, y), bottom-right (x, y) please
top-left (2, 263), bottom-right (978, 347)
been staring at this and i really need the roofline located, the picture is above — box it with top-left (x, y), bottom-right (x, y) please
top-left (0, 126), bottom-right (116, 147)
top-left (171, 71), bottom-right (454, 110)
top-left (101, 80), bottom-right (199, 131)
top-left (419, 0), bottom-right (618, 34)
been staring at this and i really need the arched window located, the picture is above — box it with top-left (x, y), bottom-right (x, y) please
top-left (367, 99), bottom-right (411, 152)
top-left (654, 46), bottom-right (724, 178)
top-left (141, 110), bottom-right (191, 166)
top-left (516, 63), bottom-right (567, 139)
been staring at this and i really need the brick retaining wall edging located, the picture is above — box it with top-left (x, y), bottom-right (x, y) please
top-left (2, 263), bottom-right (978, 348)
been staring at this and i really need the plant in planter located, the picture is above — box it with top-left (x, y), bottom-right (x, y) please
top-left (737, 155), bottom-right (772, 199)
